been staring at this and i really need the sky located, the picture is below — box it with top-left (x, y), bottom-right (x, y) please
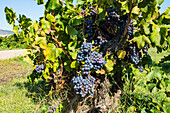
top-left (0, 0), bottom-right (169, 31)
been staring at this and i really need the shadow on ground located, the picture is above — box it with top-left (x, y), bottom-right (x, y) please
top-left (14, 80), bottom-right (52, 103)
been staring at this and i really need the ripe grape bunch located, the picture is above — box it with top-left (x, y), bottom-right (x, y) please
top-left (127, 20), bottom-right (134, 40)
top-left (90, 51), bottom-right (106, 70)
top-left (126, 43), bottom-right (143, 72)
top-left (84, 7), bottom-right (97, 42)
top-left (72, 75), bottom-right (97, 97)
top-left (77, 42), bottom-right (92, 63)
top-left (106, 7), bottom-right (119, 27)
top-left (84, 6), bottom-right (135, 48)
top-left (94, 33), bottom-right (108, 47)
top-left (35, 64), bottom-right (44, 73)
top-left (77, 42), bottom-right (106, 75)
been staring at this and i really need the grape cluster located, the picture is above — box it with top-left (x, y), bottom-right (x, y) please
top-left (94, 34), bottom-right (108, 47)
top-left (77, 42), bottom-right (106, 75)
top-left (48, 106), bottom-right (57, 113)
top-left (84, 5), bottom-right (97, 41)
top-left (72, 75), bottom-right (97, 97)
top-left (90, 51), bottom-right (106, 70)
top-left (77, 42), bottom-right (92, 63)
top-left (126, 43), bottom-right (143, 72)
top-left (85, 17), bottom-right (95, 41)
top-left (127, 20), bottom-right (134, 40)
top-left (35, 64), bottom-right (44, 73)
top-left (82, 57), bottom-right (93, 75)
top-left (106, 7), bottom-right (119, 27)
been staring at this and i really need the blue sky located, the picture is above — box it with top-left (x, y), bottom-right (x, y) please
top-left (0, 0), bottom-right (169, 31)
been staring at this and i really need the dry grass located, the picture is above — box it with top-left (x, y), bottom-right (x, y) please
top-left (0, 56), bottom-right (32, 84)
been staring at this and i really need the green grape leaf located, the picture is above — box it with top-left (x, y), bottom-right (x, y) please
top-left (129, 106), bottom-right (136, 112)
top-left (44, 43), bottom-right (57, 61)
top-left (69, 51), bottom-right (77, 59)
top-left (68, 41), bottom-right (77, 51)
top-left (5, 7), bottom-right (17, 25)
top-left (29, 25), bottom-right (34, 37)
top-left (143, 24), bottom-right (150, 35)
top-left (164, 7), bottom-right (170, 16)
top-left (56, 19), bottom-right (64, 30)
top-left (160, 27), bottom-right (168, 38)
top-left (39, 42), bottom-right (47, 49)
top-left (156, 72), bottom-right (162, 80)
top-left (64, 61), bottom-right (72, 71)
top-left (45, 0), bottom-right (60, 11)
top-left (33, 21), bottom-right (39, 32)
top-left (53, 62), bottom-right (59, 72)
top-left (35, 0), bottom-right (44, 5)
top-left (105, 59), bottom-right (114, 72)
top-left (56, 48), bottom-right (63, 57)
top-left (158, 0), bottom-right (164, 5)
top-left (167, 36), bottom-right (170, 45)
top-left (35, 37), bottom-right (46, 44)
top-left (42, 72), bottom-right (49, 80)
top-left (46, 14), bottom-right (55, 22)
top-left (40, 18), bottom-right (50, 33)
top-left (158, 15), bottom-right (165, 23)
top-left (143, 35), bottom-right (151, 45)
top-left (66, 25), bottom-right (78, 36)
top-left (69, 18), bottom-right (82, 26)
top-left (18, 14), bottom-right (32, 29)
top-left (150, 25), bottom-right (161, 46)
top-left (132, 6), bottom-right (140, 15)
top-left (13, 26), bottom-right (19, 36)
top-left (134, 35), bottom-right (145, 49)
top-left (77, 0), bottom-right (85, 5)
top-left (65, 0), bottom-right (73, 4)
top-left (152, 87), bottom-right (158, 92)
top-left (147, 83), bottom-right (156, 91)
top-left (141, 108), bottom-right (147, 113)
top-left (65, 8), bottom-right (75, 15)
top-left (146, 71), bottom-right (154, 81)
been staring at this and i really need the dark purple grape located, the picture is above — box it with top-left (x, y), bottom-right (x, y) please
top-left (72, 75), bottom-right (97, 97)
top-left (35, 64), bottom-right (44, 73)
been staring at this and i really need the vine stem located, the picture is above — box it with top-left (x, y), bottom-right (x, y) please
top-left (52, 35), bottom-right (72, 62)
top-left (121, 0), bottom-right (134, 39)
top-left (60, 57), bottom-right (64, 77)
top-left (82, 21), bottom-right (86, 42)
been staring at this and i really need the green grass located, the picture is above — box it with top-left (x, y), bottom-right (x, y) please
top-left (0, 77), bottom-right (39, 112)
top-left (0, 57), bottom-right (38, 112)
top-left (0, 57), bottom-right (60, 112)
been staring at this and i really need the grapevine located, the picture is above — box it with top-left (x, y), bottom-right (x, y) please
top-left (4, 0), bottom-right (170, 112)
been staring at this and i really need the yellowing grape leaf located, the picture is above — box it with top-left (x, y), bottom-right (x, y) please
top-left (117, 50), bottom-right (126, 59)
top-left (105, 59), bottom-right (114, 72)
top-left (96, 69), bottom-right (105, 74)
top-left (70, 61), bottom-right (78, 68)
